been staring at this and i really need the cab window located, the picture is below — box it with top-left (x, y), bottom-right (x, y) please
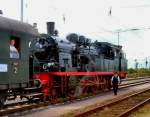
top-left (10, 37), bottom-right (20, 59)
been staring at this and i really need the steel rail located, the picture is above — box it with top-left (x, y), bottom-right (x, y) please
top-left (122, 77), bottom-right (150, 81)
top-left (120, 80), bottom-right (150, 88)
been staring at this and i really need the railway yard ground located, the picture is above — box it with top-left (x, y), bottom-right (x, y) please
top-left (5, 78), bottom-right (149, 117)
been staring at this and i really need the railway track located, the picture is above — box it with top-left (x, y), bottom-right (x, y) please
top-left (120, 78), bottom-right (150, 88)
top-left (73, 87), bottom-right (150, 117)
top-left (0, 78), bottom-right (150, 116)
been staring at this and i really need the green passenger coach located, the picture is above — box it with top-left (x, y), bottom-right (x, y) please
top-left (0, 16), bottom-right (40, 106)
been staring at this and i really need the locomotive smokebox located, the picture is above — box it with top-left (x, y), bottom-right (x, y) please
top-left (47, 22), bottom-right (55, 35)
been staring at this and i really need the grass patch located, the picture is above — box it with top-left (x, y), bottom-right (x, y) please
top-left (127, 68), bottom-right (150, 78)
top-left (129, 102), bottom-right (150, 117)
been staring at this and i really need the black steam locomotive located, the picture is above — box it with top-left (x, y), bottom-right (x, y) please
top-left (30, 22), bottom-right (127, 100)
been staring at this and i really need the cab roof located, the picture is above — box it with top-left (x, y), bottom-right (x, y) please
top-left (0, 16), bottom-right (39, 36)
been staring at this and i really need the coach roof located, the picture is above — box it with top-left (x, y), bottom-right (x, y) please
top-left (0, 16), bottom-right (39, 36)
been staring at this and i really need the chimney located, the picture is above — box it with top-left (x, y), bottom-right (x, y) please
top-left (33, 23), bottom-right (37, 28)
top-left (47, 22), bottom-right (55, 35)
top-left (33, 23), bottom-right (38, 31)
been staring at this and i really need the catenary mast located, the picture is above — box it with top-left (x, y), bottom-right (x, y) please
top-left (21, 0), bottom-right (23, 22)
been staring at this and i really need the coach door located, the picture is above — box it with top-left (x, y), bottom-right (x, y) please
top-left (9, 36), bottom-right (21, 84)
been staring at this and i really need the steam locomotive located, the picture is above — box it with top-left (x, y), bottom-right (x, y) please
top-left (0, 16), bottom-right (127, 106)
top-left (30, 22), bottom-right (127, 100)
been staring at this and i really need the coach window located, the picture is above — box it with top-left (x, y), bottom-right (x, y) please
top-left (10, 37), bottom-right (20, 59)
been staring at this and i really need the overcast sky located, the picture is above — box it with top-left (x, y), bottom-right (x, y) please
top-left (1, 0), bottom-right (150, 68)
